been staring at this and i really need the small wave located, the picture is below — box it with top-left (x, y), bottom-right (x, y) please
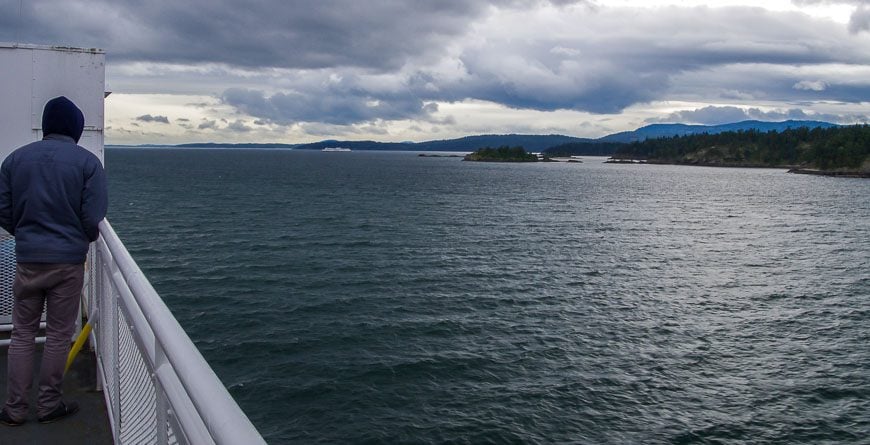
top-left (107, 148), bottom-right (870, 444)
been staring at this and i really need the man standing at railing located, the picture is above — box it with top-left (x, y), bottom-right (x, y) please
top-left (0, 96), bottom-right (108, 426)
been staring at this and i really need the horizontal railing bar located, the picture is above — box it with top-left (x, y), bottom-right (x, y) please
top-left (0, 337), bottom-right (46, 347)
top-left (0, 322), bottom-right (46, 332)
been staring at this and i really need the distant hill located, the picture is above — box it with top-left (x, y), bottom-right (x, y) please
top-left (413, 134), bottom-right (591, 152)
top-left (612, 124), bottom-right (870, 174)
top-left (142, 120), bottom-right (839, 155)
top-left (294, 134), bottom-right (590, 152)
top-left (293, 140), bottom-right (410, 151)
top-left (174, 142), bottom-right (299, 149)
top-left (599, 120), bottom-right (839, 143)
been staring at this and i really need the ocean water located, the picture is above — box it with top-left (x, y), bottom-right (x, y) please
top-left (106, 148), bottom-right (869, 444)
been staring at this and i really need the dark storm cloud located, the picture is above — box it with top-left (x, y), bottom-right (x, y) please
top-left (446, 6), bottom-right (870, 113)
top-left (4, 0), bottom-right (869, 126)
top-left (135, 114), bottom-right (170, 124)
top-left (368, 5), bottom-right (869, 118)
top-left (1, 0), bottom-right (533, 70)
top-left (214, 5), bottom-right (870, 124)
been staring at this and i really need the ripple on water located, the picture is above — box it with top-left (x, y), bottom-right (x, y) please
top-left (107, 149), bottom-right (870, 444)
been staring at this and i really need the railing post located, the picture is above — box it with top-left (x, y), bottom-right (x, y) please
top-left (155, 341), bottom-right (169, 445)
top-left (94, 248), bottom-right (104, 392)
top-left (111, 283), bottom-right (122, 440)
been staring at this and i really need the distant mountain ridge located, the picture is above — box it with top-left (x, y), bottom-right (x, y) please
top-left (599, 120), bottom-right (839, 143)
top-left (142, 120), bottom-right (839, 154)
top-left (175, 142), bottom-right (298, 149)
top-left (293, 134), bottom-right (591, 152)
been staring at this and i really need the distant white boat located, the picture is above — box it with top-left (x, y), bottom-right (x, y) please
top-left (322, 147), bottom-right (351, 152)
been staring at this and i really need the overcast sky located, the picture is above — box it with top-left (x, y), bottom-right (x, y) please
top-left (2, 0), bottom-right (870, 144)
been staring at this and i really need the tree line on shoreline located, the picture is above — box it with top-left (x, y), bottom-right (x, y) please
top-left (609, 125), bottom-right (870, 172)
top-left (464, 146), bottom-right (539, 162)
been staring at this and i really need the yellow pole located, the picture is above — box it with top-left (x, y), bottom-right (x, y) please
top-left (64, 321), bottom-right (93, 374)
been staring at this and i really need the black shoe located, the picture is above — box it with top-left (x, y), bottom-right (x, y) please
top-left (0, 408), bottom-right (25, 426)
top-left (38, 401), bottom-right (79, 424)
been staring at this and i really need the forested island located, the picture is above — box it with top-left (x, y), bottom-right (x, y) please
top-left (610, 125), bottom-right (870, 177)
top-left (463, 146), bottom-right (540, 162)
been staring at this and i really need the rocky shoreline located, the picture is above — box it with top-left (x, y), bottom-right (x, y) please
top-left (605, 157), bottom-right (870, 178)
top-left (787, 168), bottom-right (870, 178)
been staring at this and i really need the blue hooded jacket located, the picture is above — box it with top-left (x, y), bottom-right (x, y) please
top-left (0, 96), bottom-right (108, 263)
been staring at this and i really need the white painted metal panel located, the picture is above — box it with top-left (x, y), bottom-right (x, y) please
top-left (0, 44), bottom-right (105, 162)
top-left (0, 46), bottom-right (35, 153)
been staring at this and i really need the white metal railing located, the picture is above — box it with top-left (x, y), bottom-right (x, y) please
top-left (87, 220), bottom-right (267, 445)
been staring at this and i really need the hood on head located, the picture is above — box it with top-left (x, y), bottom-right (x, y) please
top-left (42, 96), bottom-right (85, 143)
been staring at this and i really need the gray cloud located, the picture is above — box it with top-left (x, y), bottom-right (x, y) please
top-left (850, 5), bottom-right (870, 32)
top-left (359, 124), bottom-right (390, 136)
top-left (668, 62), bottom-right (870, 105)
top-left (206, 5), bottom-right (870, 124)
top-left (135, 114), bottom-right (170, 124)
top-left (650, 105), bottom-right (868, 125)
top-left (222, 87), bottom-right (435, 126)
top-left (198, 119), bottom-right (218, 130)
top-left (792, 0), bottom-right (870, 5)
top-left (794, 80), bottom-right (829, 91)
top-left (227, 120), bottom-right (253, 133)
top-left (8, 1), bottom-right (860, 71)
top-left (1, 0), bottom-right (507, 70)
top-left (653, 106), bottom-right (762, 125)
top-left (418, 6), bottom-right (870, 114)
top-left (5, 0), bottom-right (870, 129)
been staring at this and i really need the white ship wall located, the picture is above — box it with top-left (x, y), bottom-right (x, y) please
top-left (0, 43), bottom-right (105, 163)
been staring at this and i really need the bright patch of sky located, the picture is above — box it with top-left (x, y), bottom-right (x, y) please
top-left (607, 0), bottom-right (853, 22)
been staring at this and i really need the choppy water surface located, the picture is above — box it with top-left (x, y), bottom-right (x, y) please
top-left (106, 148), bottom-right (869, 444)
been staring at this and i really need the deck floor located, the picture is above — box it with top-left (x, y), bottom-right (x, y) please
top-left (0, 345), bottom-right (113, 444)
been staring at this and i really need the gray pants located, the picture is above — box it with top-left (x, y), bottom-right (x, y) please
top-left (4, 263), bottom-right (84, 420)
